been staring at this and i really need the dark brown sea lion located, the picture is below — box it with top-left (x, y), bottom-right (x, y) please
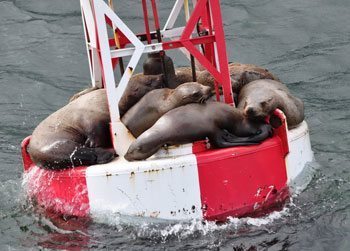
top-left (143, 52), bottom-right (205, 89)
top-left (143, 52), bottom-right (173, 76)
top-left (124, 102), bottom-right (273, 161)
top-left (28, 89), bottom-right (116, 170)
top-left (122, 82), bottom-right (212, 137)
top-left (237, 79), bottom-right (304, 129)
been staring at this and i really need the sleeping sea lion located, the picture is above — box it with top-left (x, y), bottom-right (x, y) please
top-left (28, 89), bottom-right (116, 170)
top-left (118, 73), bottom-right (165, 117)
top-left (122, 82), bottom-right (212, 137)
top-left (125, 102), bottom-right (273, 161)
top-left (237, 79), bottom-right (304, 129)
top-left (196, 62), bottom-right (280, 94)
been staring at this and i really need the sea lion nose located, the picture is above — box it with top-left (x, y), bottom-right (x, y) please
top-left (245, 107), bottom-right (256, 116)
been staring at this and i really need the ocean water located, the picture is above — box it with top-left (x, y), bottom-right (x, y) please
top-left (0, 0), bottom-right (349, 250)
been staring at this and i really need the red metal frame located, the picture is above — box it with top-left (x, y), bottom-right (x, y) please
top-left (103, 0), bottom-right (234, 104)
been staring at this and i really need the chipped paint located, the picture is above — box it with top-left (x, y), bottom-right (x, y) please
top-left (149, 211), bottom-right (160, 218)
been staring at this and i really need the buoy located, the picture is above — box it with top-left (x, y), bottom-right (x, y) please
top-left (21, 0), bottom-right (314, 222)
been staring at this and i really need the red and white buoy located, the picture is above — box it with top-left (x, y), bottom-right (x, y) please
top-left (21, 0), bottom-right (314, 222)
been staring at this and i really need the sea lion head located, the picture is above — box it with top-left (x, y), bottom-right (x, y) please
top-left (174, 82), bottom-right (213, 104)
top-left (125, 142), bottom-right (146, 161)
top-left (197, 70), bottom-right (235, 96)
top-left (125, 132), bottom-right (160, 161)
top-left (242, 89), bottom-right (277, 121)
top-left (143, 52), bottom-right (176, 77)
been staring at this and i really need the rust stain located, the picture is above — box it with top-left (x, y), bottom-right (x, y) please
top-left (143, 168), bottom-right (161, 174)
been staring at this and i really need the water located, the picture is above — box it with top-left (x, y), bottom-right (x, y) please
top-left (0, 0), bottom-right (349, 250)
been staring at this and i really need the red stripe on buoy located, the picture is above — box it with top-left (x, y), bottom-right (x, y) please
top-left (195, 135), bottom-right (288, 221)
top-left (25, 166), bottom-right (90, 217)
top-left (21, 137), bottom-right (90, 217)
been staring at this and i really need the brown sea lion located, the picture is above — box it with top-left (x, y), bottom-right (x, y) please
top-left (118, 73), bottom-right (165, 117)
top-left (28, 89), bottom-right (116, 170)
top-left (69, 53), bottom-right (170, 117)
top-left (228, 63), bottom-right (280, 93)
top-left (124, 102), bottom-right (273, 161)
top-left (122, 82), bottom-right (212, 137)
top-left (237, 79), bottom-right (304, 129)
top-left (174, 67), bottom-right (200, 86)
top-left (69, 86), bottom-right (99, 102)
top-left (196, 62), bottom-right (279, 94)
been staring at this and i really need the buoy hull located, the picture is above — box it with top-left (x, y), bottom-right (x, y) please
top-left (22, 120), bottom-right (313, 221)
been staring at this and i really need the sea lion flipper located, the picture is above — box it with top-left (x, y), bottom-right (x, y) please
top-left (246, 124), bottom-right (273, 142)
top-left (71, 147), bottom-right (117, 166)
top-left (210, 130), bottom-right (254, 148)
top-left (211, 124), bottom-right (273, 148)
top-left (94, 148), bottom-right (117, 164)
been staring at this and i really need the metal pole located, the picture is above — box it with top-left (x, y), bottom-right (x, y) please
top-left (150, 0), bottom-right (169, 87)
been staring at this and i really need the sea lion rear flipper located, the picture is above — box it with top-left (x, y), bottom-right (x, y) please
top-left (210, 130), bottom-right (256, 148)
top-left (211, 125), bottom-right (273, 148)
top-left (245, 124), bottom-right (273, 143)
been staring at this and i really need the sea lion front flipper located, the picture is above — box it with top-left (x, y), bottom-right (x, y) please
top-left (94, 148), bottom-right (117, 164)
top-left (71, 147), bottom-right (117, 166)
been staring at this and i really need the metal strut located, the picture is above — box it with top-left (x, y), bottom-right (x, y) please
top-left (81, 0), bottom-right (234, 156)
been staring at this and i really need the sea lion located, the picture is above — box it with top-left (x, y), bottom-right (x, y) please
top-left (143, 52), bottom-right (174, 76)
top-left (28, 89), bottom-right (116, 170)
top-left (125, 102), bottom-right (273, 161)
top-left (237, 79), bottom-right (304, 129)
top-left (69, 53), bottom-right (169, 117)
top-left (196, 62), bottom-right (280, 94)
top-left (228, 63), bottom-right (280, 93)
top-left (69, 86), bottom-right (99, 102)
top-left (69, 73), bottom-right (165, 118)
top-left (118, 73), bottom-right (165, 117)
top-left (174, 67), bottom-right (200, 86)
top-left (143, 52), bottom-right (206, 89)
top-left (122, 82), bottom-right (213, 137)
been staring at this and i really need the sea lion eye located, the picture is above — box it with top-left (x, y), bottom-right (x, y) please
top-left (260, 101), bottom-right (267, 107)
top-left (192, 91), bottom-right (200, 97)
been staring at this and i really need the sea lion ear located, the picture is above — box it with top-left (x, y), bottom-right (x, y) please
top-left (244, 100), bottom-right (248, 108)
top-left (192, 90), bottom-right (200, 97)
top-left (260, 101), bottom-right (268, 107)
